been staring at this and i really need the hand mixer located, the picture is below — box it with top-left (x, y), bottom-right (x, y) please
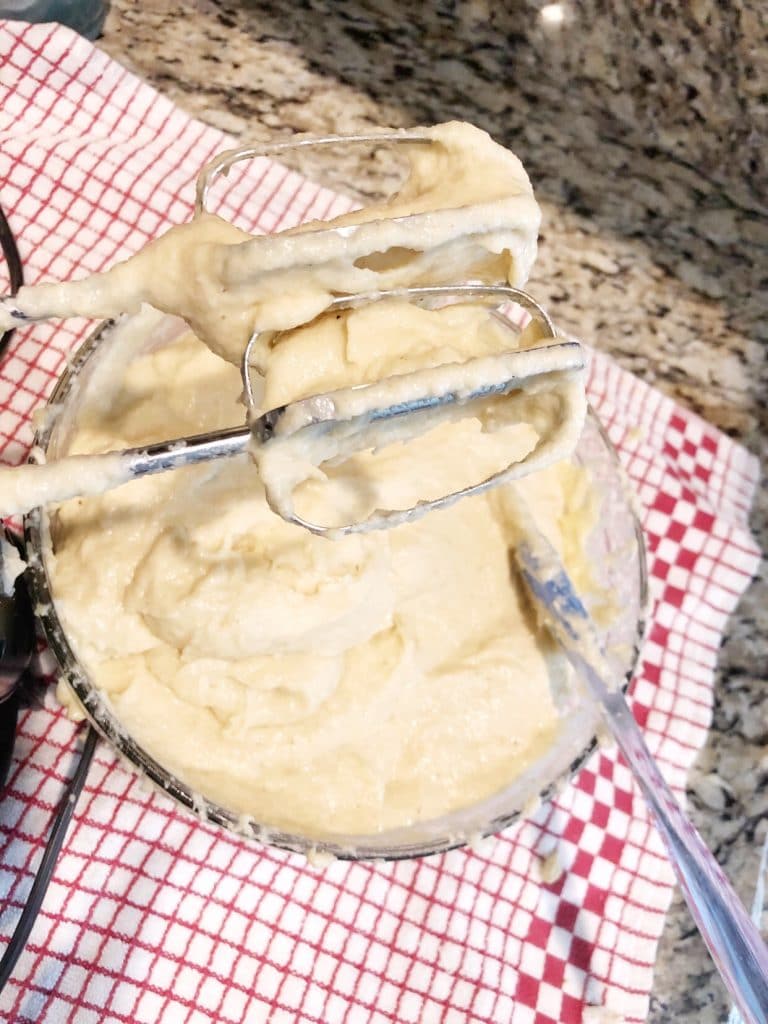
top-left (1, 131), bottom-right (766, 1021)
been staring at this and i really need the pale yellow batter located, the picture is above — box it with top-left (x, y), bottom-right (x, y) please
top-left (47, 301), bottom-right (594, 837)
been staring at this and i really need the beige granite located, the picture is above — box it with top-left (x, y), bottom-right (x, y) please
top-left (95, 2), bottom-right (766, 1019)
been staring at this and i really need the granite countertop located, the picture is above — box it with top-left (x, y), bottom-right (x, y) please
top-left (98, 1), bottom-right (767, 1019)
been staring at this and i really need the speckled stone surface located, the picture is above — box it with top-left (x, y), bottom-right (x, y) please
top-left (97, 2), bottom-right (767, 1019)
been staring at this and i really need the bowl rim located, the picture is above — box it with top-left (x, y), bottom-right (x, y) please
top-left (23, 313), bottom-right (649, 862)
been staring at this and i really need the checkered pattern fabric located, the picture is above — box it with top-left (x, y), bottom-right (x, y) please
top-left (0, 20), bottom-right (760, 1024)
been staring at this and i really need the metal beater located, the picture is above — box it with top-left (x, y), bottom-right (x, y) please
top-left (0, 284), bottom-right (585, 531)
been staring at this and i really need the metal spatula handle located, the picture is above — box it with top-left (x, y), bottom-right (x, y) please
top-left (514, 513), bottom-right (768, 1024)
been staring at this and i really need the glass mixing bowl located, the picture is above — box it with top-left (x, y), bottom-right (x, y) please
top-left (23, 308), bottom-right (647, 861)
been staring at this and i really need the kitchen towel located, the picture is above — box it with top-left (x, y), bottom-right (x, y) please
top-left (0, 20), bottom-right (761, 1024)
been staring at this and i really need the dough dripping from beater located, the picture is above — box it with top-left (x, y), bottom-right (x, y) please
top-left (0, 122), bottom-right (540, 364)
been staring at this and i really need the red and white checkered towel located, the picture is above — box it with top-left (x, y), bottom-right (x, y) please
top-left (0, 20), bottom-right (761, 1024)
